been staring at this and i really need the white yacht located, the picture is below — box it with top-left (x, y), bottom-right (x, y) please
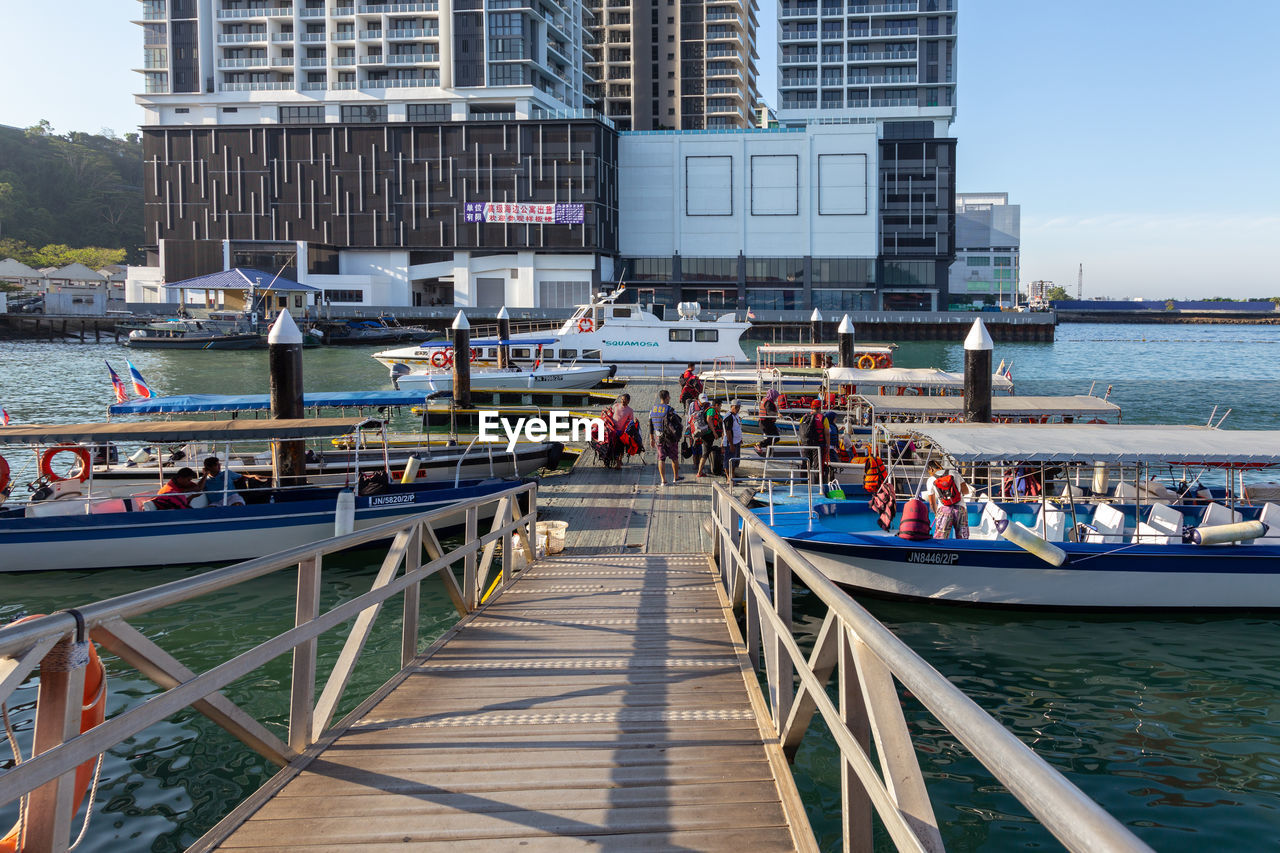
top-left (373, 291), bottom-right (751, 373)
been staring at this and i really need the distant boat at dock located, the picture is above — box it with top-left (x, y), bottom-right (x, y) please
top-left (124, 318), bottom-right (263, 350)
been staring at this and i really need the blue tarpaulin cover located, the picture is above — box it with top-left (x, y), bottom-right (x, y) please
top-left (109, 391), bottom-right (428, 415)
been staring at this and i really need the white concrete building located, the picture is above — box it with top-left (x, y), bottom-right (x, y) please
top-left (947, 192), bottom-right (1019, 308)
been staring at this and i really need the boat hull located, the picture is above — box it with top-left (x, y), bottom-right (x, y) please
top-left (0, 479), bottom-right (515, 572)
top-left (395, 365), bottom-right (614, 393)
top-left (765, 503), bottom-right (1280, 609)
top-left (124, 334), bottom-right (264, 350)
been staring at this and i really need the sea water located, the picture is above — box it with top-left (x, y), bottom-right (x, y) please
top-left (2, 324), bottom-right (1280, 850)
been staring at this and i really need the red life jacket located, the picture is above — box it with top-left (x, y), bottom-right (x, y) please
top-left (934, 474), bottom-right (962, 506)
top-left (868, 479), bottom-right (897, 532)
top-left (897, 497), bottom-right (932, 541)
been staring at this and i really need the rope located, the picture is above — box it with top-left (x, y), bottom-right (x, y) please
top-left (67, 753), bottom-right (104, 852)
top-left (3, 701), bottom-right (27, 850)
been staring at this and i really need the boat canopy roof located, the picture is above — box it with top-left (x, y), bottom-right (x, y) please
top-left (162, 268), bottom-right (319, 292)
top-left (826, 366), bottom-right (1014, 391)
top-left (758, 343), bottom-right (896, 355)
top-left (108, 391), bottom-right (427, 415)
top-left (411, 337), bottom-right (559, 348)
top-left (902, 423), bottom-right (1280, 466)
top-left (857, 395), bottom-right (1119, 419)
top-left (0, 418), bottom-right (365, 446)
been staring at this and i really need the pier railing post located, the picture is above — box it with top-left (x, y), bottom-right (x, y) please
top-left (463, 506), bottom-right (479, 609)
top-left (23, 634), bottom-right (88, 853)
top-left (402, 525), bottom-right (422, 667)
top-left (839, 622), bottom-right (873, 853)
top-left (289, 553), bottom-right (322, 753)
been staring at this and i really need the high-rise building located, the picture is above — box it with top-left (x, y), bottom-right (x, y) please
top-left (776, 0), bottom-right (956, 123)
top-left (130, 0), bottom-right (620, 310)
top-left (136, 0), bottom-right (595, 123)
top-left (586, 0), bottom-right (759, 130)
top-left (947, 192), bottom-right (1020, 307)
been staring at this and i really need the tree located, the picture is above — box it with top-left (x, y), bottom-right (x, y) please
top-left (1044, 285), bottom-right (1071, 302)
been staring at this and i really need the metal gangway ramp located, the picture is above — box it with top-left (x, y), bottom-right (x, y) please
top-left (206, 551), bottom-right (810, 851)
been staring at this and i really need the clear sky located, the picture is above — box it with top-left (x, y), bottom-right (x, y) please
top-left (1, 1), bottom-right (1276, 298)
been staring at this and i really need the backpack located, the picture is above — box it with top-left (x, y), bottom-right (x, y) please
top-left (799, 412), bottom-right (824, 449)
top-left (662, 408), bottom-right (682, 444)
top-left (934, 473), bottom-right (961, 506)
top-left (679, 374), bottom-right (703, 403)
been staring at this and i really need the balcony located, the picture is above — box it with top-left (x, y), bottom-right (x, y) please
top-left (272, 56), bottom-right (296, 65)
top-left (706, 66), bottom-right (743, 80)
top-left (332, 80), bottom-right (358, 88)
top-left (332, 5), bottom-right (355, 13)
top-left (217, 7), bottom-right (294, 19)
top-left (847, 2), bottom-right (919, 13)
top-left (779, 77), bottom-right (817, 88)
top-left (387, 28), bottom-right (438, 37)
top-left (779, 28), bottom-right (817, 41)
top-left (706, 9), bottom-right (739, 20)
top-left (273, 31), bottom-right (296, 41)
top-left (300, 56), bottom-right (326, 66)
top-left (848, 73), bottom-right (916, 84)
top-left (359, 54), bottom-right (385, 64)
top-left (299, 32), bottom-right (326, 41)
top-left (706, 28), bottom-right (740, 42)
top-left (357, 2), bottom-right (438, 12)
top-left (387, 52), bottom-right (438, 63)
top-left (299, 7), bottom-right (325, 16)
top-left (361, 76), bottom-right (438, 88)
top-left (218, 80), bottom-right (294, 90)
top-left (779, 6), bottom-right (818, 18)
top-left (706, 46), bottom-right (739, 58)
top-left (300, 81), bottom-right (327, 89)
top-left (847, 50), bottom-right (915, 61)
top-left (848, 27), bottom-right (918, 38)
top-left (219, 31), bottom-right (270, 43)
top-left (868, 97), bottom-right (917, 106)
top-left (332, 56), bottom-right (357, 64)
top-left (332, 30), bottom-right (356, 40)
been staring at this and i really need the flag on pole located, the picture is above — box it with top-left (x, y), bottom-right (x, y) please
top-left (106, 361), bottom-right (129, 404)
top-left (126, 361), bottom-right (154, 399)
top-left (1004, 361), bottom-right (1014, 381)
top-left (2, 408), bottom-right (8, 426)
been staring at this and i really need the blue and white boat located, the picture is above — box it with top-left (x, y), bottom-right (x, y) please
top-left (0, 418), bottom-right (519, 572)
top-left (760, 423), bottom-right (1280, 609)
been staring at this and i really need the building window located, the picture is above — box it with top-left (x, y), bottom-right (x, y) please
top-left (340, 104), bottom-right (387, 123)
top-left (406, 103), bottom-right (451, 121)
top-left (280, 105), bottom-right (325, 123)
top-left (694, 329), bottom-right (718, 342)
top-left (882, 260), bottom-right (935, 287)
top-left (221, 107), bottom-right (238, 113)
top-left (744, 258), bottom-right (803, 283)
top-left (746, 289), bottom-right (799, 310)
top-left (538, 280), bottom-right (590, 308)
top-left (812, 258), bottom-right (874, 285)
top-left (994, 256), bottom-right (1012, 267)
top-left (669, 329), bottom-right (693, 342)
top-left (966, 256), bottom-right (991, 267)
top-left (559, 349), bottom-right (578, 359)
top-left (323, 289), bottom-right (365, 303)
top-left (622, 257), bottom-right (672, 281)
top-left (812, 289), bottom-right (875, 311)
top-left (680, 257), bottom-right (737, 281)
top-left (175, 107), bottom-right (190, 114)
top-left (488, 64), bottom-right (528, 85)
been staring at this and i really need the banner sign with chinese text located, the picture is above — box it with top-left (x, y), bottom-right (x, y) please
top-left (464, 202), bottom-right (585, 224)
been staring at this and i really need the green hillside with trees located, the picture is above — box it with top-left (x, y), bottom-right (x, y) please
top-left (0, 121), bottom-right (144, 267)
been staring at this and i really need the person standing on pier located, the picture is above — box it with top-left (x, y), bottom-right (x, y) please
top-left (679, 363), bottom-right (703, 406)
top-left (688, 393), bottom-right (716, 478)
top-left (723, 400), bottom-right (744, 486)
top-left (757, 389), bottom-right (782, 450)
top-left (648, 389), bottom-right (683, 486)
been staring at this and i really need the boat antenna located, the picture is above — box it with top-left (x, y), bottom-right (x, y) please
top-left (1087, 381), bottom-right (1096, 397)
top-left (1103, 384), bottom-right (1112, 401)
top-left (1206, 405), bottom-right (1218, 427)
top-left (1215, 409), bottom-right (1231, 429)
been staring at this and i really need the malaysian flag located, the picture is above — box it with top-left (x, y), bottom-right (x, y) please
top-left (127, 361), bottom-right (154, 399)
top-left (106, 361), bottom-right (129, 404)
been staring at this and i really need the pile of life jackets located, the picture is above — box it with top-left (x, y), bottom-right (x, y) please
top-left (601, 408), bottom-right (643, 457)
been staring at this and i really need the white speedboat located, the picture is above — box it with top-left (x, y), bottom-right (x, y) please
top-left (373, 290), bottom-right (750, 372)
top-left (390, 361), bottom-right (615, 393)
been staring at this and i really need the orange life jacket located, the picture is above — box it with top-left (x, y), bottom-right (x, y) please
top-left (863, 456), bottom-right (887, 493)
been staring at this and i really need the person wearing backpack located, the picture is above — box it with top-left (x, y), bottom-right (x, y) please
top-left (688, 393), bottom-right (716, 478)
top-left (648, 389), bottom-right (684, 487)
top-left (925, 460), bottom-right (973, 539)
top-left (799, 400), bottom-right (830, 484)
top-left (679, 365), bottom-right (704, 406)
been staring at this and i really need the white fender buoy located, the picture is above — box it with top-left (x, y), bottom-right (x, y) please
top-left (334, 488), bottom-right (356, 537)
top-left (996, 519), bottom-right (1068, 567)
top-left (400, 455), bottom-right (422, 484)
top-left (1190, 520), bottom-right (1266, 546)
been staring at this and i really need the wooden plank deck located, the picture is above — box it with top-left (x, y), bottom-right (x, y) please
top-left (204, 551), bottom-right (810, 851)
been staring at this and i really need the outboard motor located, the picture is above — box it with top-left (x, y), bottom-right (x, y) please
top-left (389, 362), bottom-right (411, 389)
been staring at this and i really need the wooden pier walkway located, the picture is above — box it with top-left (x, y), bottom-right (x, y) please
top-left (200, 377), bottom-right (811, 851)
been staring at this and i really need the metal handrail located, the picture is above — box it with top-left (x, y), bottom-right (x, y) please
top-left (708, 484), bottom-right (1153, 853)
top-left (0, 482), bottom-right (538, 848)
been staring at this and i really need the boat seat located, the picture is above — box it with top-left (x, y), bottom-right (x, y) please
top-left (1086, 503), bottom-right (1125, 544)
top-left (1031, 504), bottom-right (1068, 542)
top-left (1133, 503), bottom-right (1183, 545)
top-left (1112, 482), bottom-right (1139, 500)
top-left (1257, 503), bottom-right (1280, 540)
top-left (1201, 502), bottom-right (1242, 528)
top-left (972, 500), bottom-right (1007, 541)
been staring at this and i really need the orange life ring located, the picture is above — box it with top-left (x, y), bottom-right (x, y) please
top-left (443, 350), bottom-right (454, 366)
top-left (0, 454), bottom-right (9, 494)
top-left (856, 354), bottom-right (876, 370)
top-left (1, 614), bottom-right (107, 853)
top-left (470, 348), bottom-right (480, 362)
top-left (39, 445), bottom-right (92, 483)
top-left (874, 353), bottom-right (891, 368)
top-left (429, 350), bottom-right (448, 368)
top-left (577, 317), bottom-right (594, 333)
